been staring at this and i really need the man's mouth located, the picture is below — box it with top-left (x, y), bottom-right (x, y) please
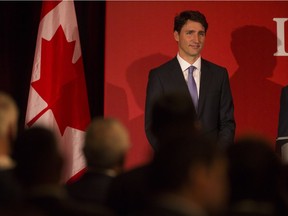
top-left (189, 44), bottom-right (200, 49)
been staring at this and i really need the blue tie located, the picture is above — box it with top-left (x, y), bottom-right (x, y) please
top-left (187, 66), bottom-right (198, 111)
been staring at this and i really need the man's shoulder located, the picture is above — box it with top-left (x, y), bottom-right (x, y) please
top-left (150, 57), bottom-right (179, 74)
top-left (202, 58), bottom-right (227, 71)
top-left (283, 85), bottom-right (288, 93)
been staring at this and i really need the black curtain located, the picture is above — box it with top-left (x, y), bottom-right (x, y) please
top-left (0, 1), bottom-right (105, 134)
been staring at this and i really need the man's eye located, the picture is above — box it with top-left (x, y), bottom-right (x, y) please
top-left (199, 32), bottom-right (206, 36)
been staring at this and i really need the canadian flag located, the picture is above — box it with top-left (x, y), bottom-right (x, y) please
top-left (25, 1), bottom-right (90, 182)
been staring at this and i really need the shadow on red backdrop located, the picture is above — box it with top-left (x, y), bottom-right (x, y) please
top-left (230, 25), bottom-right (282, 141)
top-left (106, 54), bottom-right (171, 169)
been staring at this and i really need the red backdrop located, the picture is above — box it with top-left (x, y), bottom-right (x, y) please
top-left (104, 1), bottom-right (288, 169)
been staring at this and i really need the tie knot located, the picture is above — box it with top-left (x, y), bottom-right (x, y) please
top-left (188, 66), bottom-right (196, 74)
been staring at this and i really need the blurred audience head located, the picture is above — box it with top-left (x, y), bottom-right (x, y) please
top-left (0, 91), bottom-right (19, 145)
top-left (227, 135), bottom-right (283, 203)
top-left (83, 117), bottom-right (130, 175)
top-left (151, 93), bottom-right (200, 149)
top-left (13, 126), bottom-right (63, 188)
top-left (151, 133), bottom-right (228, 214)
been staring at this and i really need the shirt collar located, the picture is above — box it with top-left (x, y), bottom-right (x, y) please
top-left (177, 53), bottom-right (201, 71)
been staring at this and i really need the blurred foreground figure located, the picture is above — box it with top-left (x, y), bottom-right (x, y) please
top-left (14, 126), bottom-right (115, 216)
top-left (107, 93), bottom-right (223, 216)
top-left (67, 118), bottom-right (130, 205)
top-left (133, 133), bottom-right (228, 216)
top-left (0, 91), bottom-right (21, 207)
top-left (0, 91), bottom-right (18, 143)
top-left (227, 136), bottom-right (288, 216)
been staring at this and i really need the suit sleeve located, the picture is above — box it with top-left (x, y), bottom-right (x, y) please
top-left (145, 69), bottom-right (163, 151)
top-left (218, 69), bottom-right (236, 148)
top-left (276, 87), bottom-right (288, 154)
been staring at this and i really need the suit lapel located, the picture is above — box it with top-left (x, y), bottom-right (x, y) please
top-left (168, 57), bottom-right (198, 114)
top-left (168, 58), bottom-right (192, 96)
top-left (198, 59), bottom-right (211, 116)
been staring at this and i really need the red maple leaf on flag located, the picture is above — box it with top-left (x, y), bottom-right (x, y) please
top-left (30, 26), bottom-right (90, 135)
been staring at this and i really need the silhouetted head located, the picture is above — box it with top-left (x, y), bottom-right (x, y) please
top-left (151, 133), bottom-right (228, 213)
top-left (126, 54), bottom-right (170, 110)
top-left (151, 93), bottom-right (200, 148)
top-left (227, 135), bottom-right (283, 203)
top-left (231, 25), bottom-right (277, 76)
top-left (13, 126), bottom-right (63, 188)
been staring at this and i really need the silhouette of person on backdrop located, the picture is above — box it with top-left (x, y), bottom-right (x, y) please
top-left (67, 117), bottom-right (130, 206)
top-left (230, 25), bottom-right (282, 140)
top-left (276, 85), bottom-right (288, 160)
top-left (105, 54), bottom-right (171, 169)
top-left (125, 53), bottom-right (171, 167)
top-left (145, 10), bottom-right (235, 150)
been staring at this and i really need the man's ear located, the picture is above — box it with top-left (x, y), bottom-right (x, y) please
top-left (174, 31), bottom-right (180, 42)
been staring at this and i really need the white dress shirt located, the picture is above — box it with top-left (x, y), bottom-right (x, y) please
top-left (177, 53), bottom-right (201, 97)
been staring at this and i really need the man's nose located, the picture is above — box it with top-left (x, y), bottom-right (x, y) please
top-left (192, 34), bottom-right (199, 43)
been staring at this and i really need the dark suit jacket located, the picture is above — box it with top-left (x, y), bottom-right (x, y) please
top-left (276, 85), bottom-right (288, 154)
top-left (66, 170), bottom-right (113, 205)
top-left (106, 165), bottom-right (152, 216)
top-left (145, 57), bottom-right (235, 150)
top-left (0, 168), bottom-right (23, 207)
top-left (28, 184), bottom-right (115, 216)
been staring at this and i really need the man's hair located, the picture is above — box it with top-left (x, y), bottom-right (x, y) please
top-left (227, 135), bottom-right (283, 202)
top-left (13, 126), bottom-right (63, 187)
top-left (83, 118), bottom-right (130, 170)
top-left (174, 10), bottom-right (208, 33)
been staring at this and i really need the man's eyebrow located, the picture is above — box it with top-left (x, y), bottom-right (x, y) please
top-left (185, 30), bottom-right (206, 34)
top-left (186, 30), bottom-right (196, 33)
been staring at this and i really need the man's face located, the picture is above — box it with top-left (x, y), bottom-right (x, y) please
top-left (174, 20), bottom-right (206, 61)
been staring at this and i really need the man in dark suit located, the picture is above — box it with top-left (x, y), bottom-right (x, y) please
top-left (276, 85), bottom-right (288, 158)
top-left (145, 10), bottom-right (235, 150)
